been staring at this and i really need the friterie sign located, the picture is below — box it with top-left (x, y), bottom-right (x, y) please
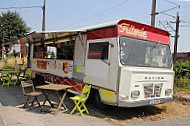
top-left (117, 20), bottom-right (170, 45)
top-left (119, 23), bottom-right (147, 39)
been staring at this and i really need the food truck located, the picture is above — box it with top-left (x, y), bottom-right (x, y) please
top-left (16, 19), bottom-right (174, 107)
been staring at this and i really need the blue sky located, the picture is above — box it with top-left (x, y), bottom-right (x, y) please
top-left (0, 0), bottom-right (189, 52)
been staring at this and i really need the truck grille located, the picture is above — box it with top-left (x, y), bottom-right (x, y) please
top-left (144, 83), bottom-right (163, 98)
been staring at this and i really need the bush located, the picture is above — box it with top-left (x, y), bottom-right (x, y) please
top-left (174, 61), bottom-right (190, 79)
top-left (173, 61), bottom-right (190, 93)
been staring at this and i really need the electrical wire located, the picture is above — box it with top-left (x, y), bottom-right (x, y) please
top-left (161, 12), bottom-right (176, 19)
top-left (164, 0), bottom-right (180, 6)
top-left (63, 0), bottom-right (130, 29)
top-left (180, 25), bottom-right (190, 27)
top-left (182, 5), bottom-right (190, 8)
top-left (181, 20), bottom-right (190, 24)
top-left (136, 15), bottom-right (150, 20)
top-left (158, 6), bottom-right (180, 14)
top-left (0, 6), bottom-right (42, 10)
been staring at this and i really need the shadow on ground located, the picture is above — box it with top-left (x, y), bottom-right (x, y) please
top-left (87, 102), bottom-right (165, 120)
top-left (0, 84), bottom-right (165, 120)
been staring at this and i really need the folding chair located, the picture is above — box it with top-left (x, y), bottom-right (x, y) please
top-left (70, 85), bottom-right (91, 116)
top-left (21, 80), bottom-right (42, 109)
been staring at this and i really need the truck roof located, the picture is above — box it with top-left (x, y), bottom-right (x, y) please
top-left (5, 19), bottom-right (170, 45)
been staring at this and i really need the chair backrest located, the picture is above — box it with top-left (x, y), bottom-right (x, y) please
top-left (20, 69), bottom-right (26, 77)
top-left (25, 69), bottom-right (33, 79)
top-left (21, 80), bottom-right (35, 95)
top-left (81, 85), bottom-right (91, 99)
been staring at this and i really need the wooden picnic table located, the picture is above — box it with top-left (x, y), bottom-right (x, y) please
top-left (7, 71), bottom-right (22, 86)
top-left (8, 71), bottom-right (22, 79)
top-left (0, 68), bottom-right (14, 71)
top-left (36, 84), bottom-right (72, 115)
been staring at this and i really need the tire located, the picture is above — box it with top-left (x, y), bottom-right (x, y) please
top-left (92, 90), bottom-right (108, 110)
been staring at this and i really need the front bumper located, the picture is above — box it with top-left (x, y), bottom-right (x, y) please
top-left (118, 97), bottom-right (173, 107)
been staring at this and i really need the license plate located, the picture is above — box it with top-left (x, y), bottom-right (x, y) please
top-left (148, 100), bottom-right (160, 105)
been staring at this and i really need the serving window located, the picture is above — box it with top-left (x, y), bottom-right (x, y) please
top-left (33, 40), bottom-right (75, 60)
top-left (57, 41), bottom-right (74, 60)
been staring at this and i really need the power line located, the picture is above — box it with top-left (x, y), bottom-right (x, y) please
top-left (180, 25), bottom-right (190, 27)
top-left (164, 0), bottom-right (180, 6)
top-left (0, 6), bottom-right (42, 10)
top-left (182, 5), bottom-right (190, 8)
top-left (161, 12), bottom-right (176, 19)
top-left (63, 0), bottom-right (130, 29)
top-left (156, 1), bottom-right (180, 19)
top-left (158, 6), bottom-right (180, 14)
top-left (182, 17), bottom-right (190, 20)
top-left (181, 20), bottom-right (190, 24)
top-left (136, 15), bottom-right (150, 20)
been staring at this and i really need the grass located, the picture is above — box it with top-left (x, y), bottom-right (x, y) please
top-left (1, 56), bottom-right (27, 70)
top-left (174, 77), bottom-right (190, 94)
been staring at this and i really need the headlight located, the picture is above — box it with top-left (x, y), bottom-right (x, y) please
top-left (131, 90), bottom-right (140, 98)
top-left (120, 95), bottom-right (128, 100)
top-left (165, 89), bottom-right (172, 96)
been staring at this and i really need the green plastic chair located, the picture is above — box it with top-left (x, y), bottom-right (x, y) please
top-left (24, 69), bottom-right (33, 81)
top-left (70, 85), bottom-right (91, 116)
top-left (1, 71), bottom-right (11, 86)
top-left (20, 69), bottom-right (32, 81)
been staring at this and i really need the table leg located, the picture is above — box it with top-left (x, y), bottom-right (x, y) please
top-left (55, 90), bottom-right (68, 115)
top-left (42, 90), bottom-right (53, 107)
top-left (56, 91), bottom-right (67, 110)
top-left (16, 73), bottom-right (20, 85)
top-left (8, 74), bottom-right (12, 86)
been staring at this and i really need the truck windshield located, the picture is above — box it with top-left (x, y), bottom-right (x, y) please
top-left (120, 36), bottom-right (172, 68)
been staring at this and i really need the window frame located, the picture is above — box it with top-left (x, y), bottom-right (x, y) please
top-left (119, 36), bottom-right (172, 68)
top-left (87, 42), bottom-right (109, 60)
top-left (33, 40), bottom-right (75, 60)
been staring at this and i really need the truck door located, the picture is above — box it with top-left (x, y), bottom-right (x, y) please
top-left (84, 38), bottom-right (118, 91)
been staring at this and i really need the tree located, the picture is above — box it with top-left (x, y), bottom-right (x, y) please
top-left (0, 11), bottom-right (30, 44)
top-left (50, 51), bottom-right (55, 58)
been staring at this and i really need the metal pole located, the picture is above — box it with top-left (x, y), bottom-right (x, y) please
top-left (173, 12), bottom-right (180, 64)
top-left (151, 0), bottom-right (157, 26)
top-left (42, 0), bottom-right (46, 31)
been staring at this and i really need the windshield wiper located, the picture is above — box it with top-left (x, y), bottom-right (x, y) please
top-left (151, 41), bottom-right (160, 52)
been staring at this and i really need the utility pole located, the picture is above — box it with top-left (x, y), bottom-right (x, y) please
top-left (42, 0), bottom-right (46, 31)
top-left (151, 0), bottom-right (157, 26)
top-left (173, 12), bottom-right (180, 64)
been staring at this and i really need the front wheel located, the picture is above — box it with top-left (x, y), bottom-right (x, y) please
top-left (93, 90), bottom-right (108, 110)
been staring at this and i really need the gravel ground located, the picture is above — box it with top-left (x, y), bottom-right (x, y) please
top-left (0, 84), bottom-right (190, 126)
top-left (122, 116), bottom-right (190, 126)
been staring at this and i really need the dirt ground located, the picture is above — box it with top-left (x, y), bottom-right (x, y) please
top-left (0, 85), bottom-right (190, 126)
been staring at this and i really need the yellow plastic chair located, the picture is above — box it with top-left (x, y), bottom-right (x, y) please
top-left (70, 85), bottom-right (91, 116)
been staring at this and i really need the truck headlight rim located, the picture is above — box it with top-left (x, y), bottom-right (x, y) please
top-left (165, 89), bottom-right (172, 96)
top-left (131, 90), bottom-right (140, 98)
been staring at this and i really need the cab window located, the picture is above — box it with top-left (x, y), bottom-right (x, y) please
top-left (88, 42), bottom-right (109, 60)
